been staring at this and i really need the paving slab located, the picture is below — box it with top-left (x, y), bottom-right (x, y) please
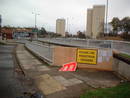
top-left (36, 66), bottom-right (50, 71)
top-left (17, 54), bottom-right (35, 60)
top-left (16, 50), bottom-right (26, 54)
top-left (19, 59), bottom-right (42, 65)
top-left (22, 64), bottom-right (36, 70)
top-left (16, 44), bottom-right (25, 51)
top-left (17, 50), bottom-right (35, 56)
top-left (53, 76), bottom-right (83, 87)
top-left (72, 71), bottom-right (120, 88)
top-left (35, 74), bottom-right (66, 95)
top-left (68, 78), bottom-right (83, 85)
top-left (53, 76), bottom-right (70, 86)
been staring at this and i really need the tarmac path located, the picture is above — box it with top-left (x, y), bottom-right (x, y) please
top-left (0, 45), bottom-right (29, 98)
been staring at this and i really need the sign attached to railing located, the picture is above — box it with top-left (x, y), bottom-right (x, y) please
top-left (77, 49), bottom-right (97, 64)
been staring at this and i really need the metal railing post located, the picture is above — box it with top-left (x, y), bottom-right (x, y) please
top-left (111, 40), bottom-right (113, 49)
top-left (87, 39), bottom-right (89, 48)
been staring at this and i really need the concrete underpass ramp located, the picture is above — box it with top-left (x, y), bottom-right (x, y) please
top-left (25, 42), bottom-right (53, 64)
top-left (35, 74), bottom-right (66, 95)
top-left (15, 43), bottom-right (121, 98)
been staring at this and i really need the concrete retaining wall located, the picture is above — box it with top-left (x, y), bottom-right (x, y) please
top-left (53, 46), bottom-right (77, 66)
top-left (53, 46), bottom-right (113, 71)
top-left (113, 58), bottom-right (130, 80)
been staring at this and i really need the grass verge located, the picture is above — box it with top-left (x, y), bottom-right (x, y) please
top-left (80, 82), bottom-right (130, 98)
top-left (119, 53), bottom-right (130, 59)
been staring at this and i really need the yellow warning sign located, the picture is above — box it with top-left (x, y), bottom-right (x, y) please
top-left (77, 49), bottom-right (97, 64)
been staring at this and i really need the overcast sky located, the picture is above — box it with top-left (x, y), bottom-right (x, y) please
top-left (0, 0), bottom-right (130, 34)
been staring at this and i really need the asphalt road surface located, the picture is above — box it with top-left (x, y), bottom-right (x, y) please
top-left (0, 45), bottom-right (28, 98)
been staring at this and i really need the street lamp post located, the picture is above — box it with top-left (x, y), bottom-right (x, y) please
top-left (0, 15), bottom-right (2, 39)
top-left (32, 12), bottom-right (40, 39)
top-left (66, 17), bottom-right (69, 33)
top-left (105, 0), bottom-right (109, 33)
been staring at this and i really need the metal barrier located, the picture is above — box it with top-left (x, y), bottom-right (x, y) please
top-left (38, 38), bottom-right (130, 55)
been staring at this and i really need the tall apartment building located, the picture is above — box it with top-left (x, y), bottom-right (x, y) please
top-left (0, 15), bottom-right (1, 26)
top-left (86, 9), bottom-right (93, 37)
top-left (56, 19), bottom-right (66, 37)
top-left (86, 5), bottom-right (105, 39)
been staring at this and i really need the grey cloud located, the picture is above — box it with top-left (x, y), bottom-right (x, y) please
top-left (0, 0), bottom-right (130, 33)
